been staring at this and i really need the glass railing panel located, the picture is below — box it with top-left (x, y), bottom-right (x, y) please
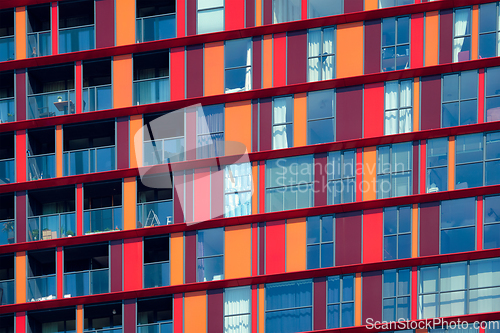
top-left (64, 271), bottom-right (90, 297)
top-left (0, 280), bottom-right (14, 305)
top-left (138, 323), bottom-right (172, 333)
top-left (144, 261), bottom-right (170, 288)
top-left (27, 213), bottom-right (76, 241)
top-left (0, 36), bottom-right (14, 62)
top-left (136, 14), bottom-right (175, 43)
top-left (28, 154), bottom-right (56, 181)
top-left (84, 207), bottom-right (123, 235)
top-left (83, 85), bottom-right (112, 112)
top-left (27, 275), bottom-right (56, 302)
top-left (0, 220), bottom-right (15, 245)
top-left (61, 213), bottom-right (77, 237)
top-left (85, 329), bottom-right (122, 333)
top-left (134, 77), bottom-right (170, 105)
top-left (64, 149), bottom-right (89, 176)
top-left (64, 146), bottom-right (115, 176)
top-left (143, 137), bottom-right (185, 166)
top-left (137, 200), bottom-right (173, 228)
top-left (28, 90), bottom-right (76, 119)
top-left (94, 147), bottom-right (115, 173)
top-left (59, 25), bottom-right (95, 53)
top-left (0, 98), bottom-right (15, 123)
top-left (90, 269), bottom-right (109, 295)
top-left (27, 31), bottom-right (51, 58)
top-left (0, 159), bottom-right (14, 184)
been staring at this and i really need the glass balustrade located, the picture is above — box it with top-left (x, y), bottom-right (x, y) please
top-left (0, 36), bottom-right (14, 62)
top-left (83, 85), bottom-right (112, 112)
top-left (143, 137), bottom-right (185, 166)
top-left (27, 213), bottom-right (76, 242)
top-left (84, 207), bottom-right (123, 235)
top-left (28, 90), bottom-right (76, 119)
top-left (59, 25), bottom-right (95, 54)
top-left (63, 146), bottom-right (115, 176)
top-left (0, 159), bottom-right (14, 184)
top-left (28, 154), bottom-right (56, 181)
top-left (137, 200), bottom-right (173, 228)
top-left (0, 219), bottom-right (14, 245)
top-left (27, 31), bottom-right (51, 58)
top-left (63, 269), bottom-right (109, 297)
top-left (136, 14), bottom-right (175, 43)
top-left (0, 98), bottom-right (15, 123)
top-left (27, 275), bottom-right (56, 302)
top-left (0, 280), bottom-right (14, 305)
top-left (144, 261), bottom-right (170, 288)
top-left (134, 77), bottom-right (170, 105)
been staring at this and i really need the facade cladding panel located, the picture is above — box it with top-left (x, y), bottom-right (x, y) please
top-left (0, 0), bottom-right (500, 332)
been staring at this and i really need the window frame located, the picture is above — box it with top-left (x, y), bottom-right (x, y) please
top-left (379, 0), bottom-right (415, 9)
top-left (439, 197), bottom-right (477, 255)
top-left (453, 7), bottom-right (473, 62)
top-left (224, 163), bottom-right (252, 218)
top-left (376, 142), bottom-right (413, 199)
top-left (196, 227), bottom-right (225, 282)
top-left (426, 137), bottom-right (449, 193)
top-left (143, 235), bottom-right (171, 288)
top-left (478, 2), bottom-right (500, 59)
top-left (196, 104), bottom-right (225, 159)
top-left (196, 0), bottom-right (225, 34)
top-left (224, 38), bottom-right (252, 93)
top-left (441, 70), bottom-right (479, 128)
top-left (384, 79), bottom-right (413, 135)
top-left (307, 26), bottom-right (336, 82)
top-left (483, 194), bottom-right (500, 249)
top-left (224, 286), bottom-right (252, 333)
top-left (383, 205), bottom-right (412, 261)
top-left (327, 274), bottom-right (355, 329)
top-left (272, 95), bottom-right (294, 150)
top-left (306, 89), bottom-right (335, 145)
top-left (485, 66), bottom-right (500, 123)
top-left (382, 268), bottom-right (411, 321)
top-left (307, 0), bottom-right (343, 19)
top-left (306, 215), bottom-right (335, 269)
top-left (381, 15), bottom-right (411, 72)
top-left (327, 149), bottom-right (356, 204)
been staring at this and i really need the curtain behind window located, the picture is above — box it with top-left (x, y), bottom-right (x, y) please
top-left (273, 98), bottom-right (290, 149)
top-left (225, 286), bottom-right (251, 333)
top-left (385, 81), bottom-right (398, 135)
top-left (308, 29), bottom-right (321, 82)
top-left (453, 9), bottom-right (470, 62)
top-left (399, 80), bottom-right (412, 133)
top-left (273, 0), bottom-right (301, 23)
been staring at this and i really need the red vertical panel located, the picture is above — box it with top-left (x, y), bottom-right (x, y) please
top-left (174, 293), bottom-right (183, 333)
top-left (362, 208), bottom-right (383, 263)
top-left (420, 201), bottom-right (440, 256)
top-left (123, 299), bottom-right (136, 333)
top-left (170, 47), bottom-right (185, 101)
top-left (364, 20), bottom-right (381, 74)
top-left (411, 266), bottom-right (418, 320)
top-left (252, 37), bottom-right (262, 90)
top-left (313, 277), bottom-right (327, 330)
top-left (15, 191), bottom-right (26, 243)
top-left (251, 285), bottom-right (258, 333)
top-left (259, 222), bottom-right (265, 274)
top-left (123, 237), bottom-right (142, 291)
top-left (116, 117), bottom-right (129, 169)
top-left (225, 0), bottom-right (245, 30)
top-left (185, 231), bottom-right (197, 283)
top-left (301, 0), bottom-right (307, 19)
top-left (265, 220), bottom-right (285, 274)
top-left (186, 45), bottom-right (204, 98)
top-left (252, 101), bottom-right (259, 152)
top-left (252, 223), bottom-right (258, 276)
top-left (15, 69), bottom-right (26, 121)
top-left (478, 69), bottom-right (485, 123)
top-left (186, 0), bottom-right (197, 36)
top-left (51, 2), bottom-right (58, 55)
top-left (15, 130), bottom-right (26, 182)
top-left (335, 211), bottom-right (362, 266)
top-left (439, 9), bottom-right (453, 64)
top-left (259, 161), bottom-right (266, 214)
top-left (75, 61), bottom-right (82, 114)
top-left (363, 82), bottom-right (384, 138)
top-left (362, 271), bottom-right (382, 324)
top-left (477, 196), bottom-right (483, 251)
top-left (185, 107), bottom-right (197, 160)
top-left (420, 75), bottom-right (441, 130)
top-left (207, 289), bottom-right (224, 333)
top-left (413, 141), bottom-right (419, 195)
top-left (344, 0), bottom-right (363, 14)
top-left (246, 0), bottom-right (255, 27)
top-left (411, 13), bottom-right (424, 68)
top-left (287, 30), bottom-right (307, 85)
top-left (420, 140), bottom-right (426, 194)
top-left (174, 171), bottom-right (185, 223)
top-left (259, 98), bottom-right (272, 151)
top-left (76, 184), bottom-right (83, 235)
top-left (211, 166), bottom-right (224, 219)
top-left (194, 167), bottom-right (211, 222)
top-left (57, 247), bottom-right (63, 298)
top-left (263, 0), bottom-right (272, 25)
top-left (273, 33), bottom-right (287, 87)
top-left (185, 170), bottom-right (194, 222)
top-left (336, 85), bottom-right (363, 141)
top-left (356, 148), bottom-right (362, 202)
top-left (177, 0), bottom-right (186, 37)
top-left (15, 312), bottom-right (25, 332)
top-left (95, 0), bottom-right (114, 48)
top-left (110, 239), bottom-right (122, 292)
top-left (314, 153), bottom-right (327, 207)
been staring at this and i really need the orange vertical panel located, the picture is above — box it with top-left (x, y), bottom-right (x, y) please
top-left (256, 0), bottom-right (262, 26)
top-left (204, 42), bottom-right (224, 96)
top-left (77, 305), bottom-right (83, 333)
top-left (171, 47), bottom-right (185, 101)
top-left (286, 218), bottom-right (306, 272)
top-left (123, 237), bottom-right (143, 291)
top-left (412, 203), bottom-right (418, 257)
top-left (225, 100), bottom-right (252, 155)
top-left (425, 11), bottom-right (439, 66)
top-left (225, 224), bottom-right (252, 279)
top-left (194, 168), bottom-right (211, 222)
top-left (258, 284), bottom-right (265, 333)
top-left (362, 209), bottom-right (383, 263)
top-left (413, 78), bottom-right (420, 132)
top-left (273, 33), bottom-right (286, 87)
top-left (56, 125), bottom-right (63, 177)
top-left (123, 177), bottom-right (136, 230)
top-left (294, 93), bottom-right (307, 147)
top-left (171, 232), bottom-right (184, 285)
top-left (448, 137), bottom-right (455, 190)
top-left (15, 7), bottom-right (26, 60)
top-left (252, 162), bottom-right (258, 215)
top-left (185, 291), bottom-right (207, 333)
top-left (263, 35), bottom-right (273, 88)
top-left (113, 55), bottom-right (133, 108)
top-left (355, 272), bottom-right (362, 326)
top-left (337, 22), bottom-right (364, 78)
top-left (115, 0), bottom-right (135, 45)
top-left (472, 6), bottom-right (479, 60)
top-left (363, 146), bottom-right (377, 201)
top-left (365, 0), bottom-right (378, 10)
top-left (15, 252), bottom-right (26, 303)
top-left (129, 115), bottom-right (143, 169)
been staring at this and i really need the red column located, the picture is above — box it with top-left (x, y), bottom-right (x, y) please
top-left (57, 247), bottom-right (63, 298)
top-left (420, 140), bottom-right (427, 194)
top-left (477, 196), bottom-right (483, 251)
top-left (16, 130), bottom-right (26, 182)
top-left (51, 2), bottom-right (58, 55)
top-left (75, 61), bottom-right (82, 113)
top-left (76, 184), bottom-right (83, 236)
top-left (479, 69), bottom-right (485, 123)
top-left (411, 266), bottom-right (418, 320)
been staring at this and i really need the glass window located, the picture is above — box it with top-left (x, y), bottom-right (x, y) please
top-left (440, 197), bottom-right (476, 254)
top-left (484, 195), bottom-right (500, 249)
top-left (384, 80), bottom-right (412, 134)
top-left (27, 249), bottom-right (57, 302)
top-left (197, 228), bottom-right (224, 282)
top-left (427, 137), bottom-right (448, 193)
top-left (137, 296), bottom-right (173, 332)
top-left (197, 0), bottom-right (224, 34)
top-left (265, 279), bottom-right (313, 333)
top-left (383, 206), bottom-right (411, 260)
top-left (136, 0), bottom-right (176, 43)
top-left (0, 9), bottom-right (15, 62)
top-left (137, 173), bottom-right (173, 228)
top-left (197, 104), bottom-right (225, 158)
top-left (144, 235), bottom-right (170, 288)
top-left (28, 307), bottom-right (76, 333)
top-left (0, 255), bottom-right (14, 306)
top-left (82, 58), bottom-right (112, 112)
top-left (273, 0), bottom-right (301, 23)
top-left (308, 0), bottom-right (342, 19)
top-left (442, 71), bottom-right (478, 128)
top-left (486, 132), bottom-right (500, 185)
top-left (265, 155), bottom-right (314, 212)
top-left (133, 51), bottom-right (170, 106)
top-left (382, 16), bottom-right (410, 72)
top-left (59, 0), bottom-right (95, 54)
top-left (487, 322), bottom-right (500, 333)
top-left (84, 302), bottom-right (122, 332)
top-left (455, 133), bottom-right (483, 189)
top-left (272, 96), bottom-right (294, 150)
top-left (486, 66), bottom-right (500, 122)
top-left (307, 89), bottom-right (334, 145)
top-left (0, 193), bottom-right (15, 246)
top-left (308, 27), bottom-right (335, 82)
top-left (225, 163), bottom-right (252, 217)
top-left (379, 0), bottom-right (414, 8)
top-left (306, 215), bottom-right (334, 269)
top-left (327, 275), bottom-right (354, 328)
top-left (328, 150), bottom-right (355, 204)
top-left (225, 286), bottom-right (251, 333)
top-left (469, 258), bottom-right (500, 314)
top-left (225, 38), bottom-right (252, 93)
top-left (377, 142), bottom-right (412, 199)
top-left (479, 2), bottom-right (499, 59)
top-left (383, 269), bottom-right (411, 321)
top-left (453, 8), bottom-right (472, 62)
top-left (0, 314), bottom-right (13, 333)
top-left (27, 4), bottom-right (51, 58)
top-left (0, 71), bottom-right (15, 124)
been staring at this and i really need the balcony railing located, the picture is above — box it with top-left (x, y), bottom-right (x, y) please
top-left (0, 159), bottom-right (14, 184)
top-left (136, 13), bottom-right (175, 43)
top-left (85, 328), bottom-right (122, 333)
top-left (27, 212), bottom-right (76, 242)
top-left (133, 77), bottom-right (170, 106)
top-left (28, 90), bottom-right (76, 119)
top-left (0, 279), bottom-right (14, 305)
top-left (0, 219), bottom-right (15, 245)
top-left (27, 31), bottom-right (51, 58)
top-left (27, 275), bottom-right (56, 302)
top-left (0, 98), bottom-right (15, 123)
top-left (59, 25), bottom-right (95, 54)
top-left (143, 137), bottom-right (185, 166)
top-left (84, 207), bottom-right (123, 235)
top-left (83, 85), bottom-right (112, 112)
top-left (28, 153), bottom-right (56, 181)
top-left (144, 261), bottom-right (170, 288)
top-left (138, 322), bottom-right (172, 333)
top-left (63, 268), bottom-right (109, 297)
top-left (137, 200), bottom-right (173, 228)
top-left (0, 36), bottom-right (15, 62)
top-left (63, 146), bottom-right (115, 176)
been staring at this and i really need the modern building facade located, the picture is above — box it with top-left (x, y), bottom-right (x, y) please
top-left (1, 0), bottom-right (500, 332)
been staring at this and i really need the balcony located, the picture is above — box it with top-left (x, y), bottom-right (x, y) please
top-left (27, 249), bottom-right (56, 302)
top-left (84, 207), bottom-right (122, 235)
top-left (60, 25), bottom-right (95, 54)
top-left (28, 90), bottom-right (76, 119)
top-left (27, 127), bottom-right (56, 181)
top-left (0, 10), bottom-right (14, 62)
top-left (83, 85), bottom-right (112, 112)
top-left (64, 269), bottom-right (109, 297)
top-left (27, 308), bottom-right (76, 332)
top-left (84, 180), bottom-right (123, 235)
top-left (82, 58), bottom-right (112, 112)
top-left (0, 132), bottom-right (14, 185)
top-left (59, 0), bottom-right (95, 54)
top-left (27, 4), bottom-right (51, 58)
top-left (27, 32), bottom-right (51, 58)
top-left (84, 302), bottom-right (122, 332)
top-left (136, 0), bottom-right (175, 43)
top-left (134, 51), bottom-right (170, 105)
top-left (64, 146), bottom-right (115, 176)
top-left (0, 71), bottom-right (15, 124)
top-left (28, 153), bottom-right (56, 181)
top-left (28, 213), bottom-right (76, 241)
top-left (134, 77), bottom-right (170, 105)
top-left (144, 235), bottom-right (170, 288)
top-left (137, 296), bottom-right (173, 333)
top-left (0, 255), bottom-right (15, 305)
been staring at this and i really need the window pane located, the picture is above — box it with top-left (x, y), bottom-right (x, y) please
top-left (322, 216), bottom-right (334, 242)
top-left (399, 207), bottom-right (411, 232)
top-left (441, 226), bottom-right (475, 254)
top-left (198, 228), bottom-right (224, 257)
top-left (341, 178), bottom-right (355, 203)
top-left (306, 216), bottom-right (320, 244)
top-left (454, 36), bottom-right (471, 62)
top-left (397, 17), bottom-right (410, 44)
top-left (398, 269), bottom-right (411, 295)
top-left (323, 28), bottom-right (335, 54)
top-left (296, 155), bottom-right (313, 184)
top-left (266, 280), bottom-right (312, 310)
top-left (198, 0), bottom-right (224, 10)
top-left (382, 47), bottom-right (395, 72)
top-left (225, 315), bottom-right (250, 333)
top-left (486, 67), bottom-right (500, 97)
top-left (321, 243), bottom-right (334, 268)
top-left (456, 133), bottom-right (483, 163)
top-left (485, 195), bottom-right (500, 224)
top-left (198, 104), bottom-right (224, 135)
top-left (398, 233), bottom-right (411, 259)
top-left (440, 291), bottom-right (466, 317)
top-left (455, 8), bottom-right (471, 36)
top-left (469, 258), bottom-right (500, 289)
top-left (419, 266), bottom-right (438, 293)
top-left (392, 172), bottom-right (411, 197)
top-left (486, 160), bottom-right (500, 185)
top-left (197, 256), bottom-right (223, 282)
top-left (384, 235), bottom-right (397, 260)
top-left (443, 74), bottom-right (459, 102)
top-left (396, 45), bottom-right (410, 70)
top-left (265, 308), bottom-right (312, 333)
top-left (479, 33), bottom-right (497, 59)
top-left (486, 132), bottom-right (500, 160)
top-left (378, 146), bottom-right (391, 173)
top-left (486, 96), bottom-right (500, 122)
top-left (484, 224), bottom-right (500, 249)
top-left (322, 55), bottom-right (334, 80)
top-left (382, 17), bottom-right (396, 47)
top-left (272, 0), bottom-right (301, 23)
top-left (427, 137), bottom-right (448, 167)
top-left (307, 245), bottom-right (320, 269)
top-left (385, 110), bottom-right (398, 135)
top-left (307, 90), bottom-right (334, 120)
top-left (383, 298), bottom-right (396, 321)
top-left (442, 102), bottom-right (459, 128)
top-left (460, 70), bottom-right (478, 100)
top-left (308, 0), bottom-right (342, 18)
top-left (456, 163), bottom-right (483, 189)
top-left (274, 97), bottom-right (294, 124)
top-left (441, 197), bottom-right (476, 228)
top-left (377, 174), bottom-right (391, 199)
top-left (272, 124), bottom-right (293, 149)
top-left (327, 304), bottom-right (340, 328)
top-left (308, 29), bottom-right (321, 58)
top-left (420, 294), bottom-right (438, 319)
top-left (198, 8), bottom-right (224, 34)
top-left (480, 3), bottom-right (497, 33)
top-left (343, 276), bottom-right (354, 302)
top-left (397, 297), bottom-right (410, 320)
top-left (328, 276), bottom-right (340, 303)
top-left (384, 207), bottom-right (398, 235)
top-left (328, 180), bottom-right (341, 205)
top-left (308, 58), bottom-right (320, 82)
top-left (459, 99), bottom-right (478, 125)
top-left (379, 0), bottom-right (396, 8)
top-left (427, 167), bottom-right (447, 193)
top-left (392, 142), bottom-right (411, 172)
top-left (225, 39), bottom-right (251, 68)
top-left (341, 302), bottom-right (354, 327)
top-left (383, 270), bottom-right (397, 297)
top-left (470, 287), bottom-right (500, 314)
top-left (343, 151), bottom-right (355, 177)
top-left (225, 67), bottom-right (251, 93)
top-left (307, 118), bottom-right (334, 145)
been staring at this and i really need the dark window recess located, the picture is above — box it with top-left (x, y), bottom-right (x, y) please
top-left (138, 174), bottom-right (173, 203)
top-left (0, 71), bottom-right (14, 99)
top-left (137, 0), bottom-right (175, 17)
top-left (0, 132), bottom-right (14, 160)
top-left (137, 296), bottom-right (173, 325)
top-left (0, 254), bottom-right (14, 281)
top-left (0, 314), bottom-right (14, 333)
top-left (28, 186), bottom-right (75, 216)
top-left (84, 302), bottom-right (122, 331)
top-left (84, 180), bottom-right (122, 210)
top-left (144, 235), bottom-right (170, 264)
top-left (0, 193), bottom-right (14, 221)
top-left (28, 249), bottom-right (56, 277)
top-left (64, 121), bottom-right (115, 151)
top-left (27, 4), bottom-right (51, 33)
top-left (28, 127), bottom-right (55, 156)
top-left (64, 243), bottom-right (109, 272)
top-left (83, 58), bottom-right (112, 87)
top-left (28, 64), bottom-right (75, 94)
top-left (0, 10), bottom-right (14, 37)
top-left (28, 307), bottom-right (76, 333)
top-left (134, 51), bottom-right (169, 80)
top-left (59, 0), bottom-right (94, 29)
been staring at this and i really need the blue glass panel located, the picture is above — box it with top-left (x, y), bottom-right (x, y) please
top-left (134, 78), bottom-right (170, 105)
top-left (96, 147), bottom-right (115, 173)
top-left (487, 67), bottom-right (500, 97)
top-left (306, 245), bottom-right (319, 269)
top-left (341, 302), bottom-right (354, 327)
top-left (486, 96), bottom-right (500, 122)
top-left (383, 298), bottom-right (396, 321)
top-left (486, 132), bottom-right (500, 159)
top-left (197, 256), bottom-right (223, 282)
top-left (384, 236), bottom-right (397, 260)
top-left (383, 270), bottom-right (397, 297)
top-left (59, 26), bottom-right (94, 53)
top-left (0, 37), bottom-right (14, 62)
top-left (308, 0), bottom-right (342, 19)
top-left (27, 276), bottom-right (56, 302)
top-left (0, 280), bottom-right (14, 305)
top-left (398, 234), bottom-right (411, 259)
top-left (141, 14), bottom-right (175, 42)
top-left (0, 98), bottom-right (15, 123)
top-left (307, 118), bottom-right (334, 145)
top-left (321, 243), bottom-right (334, 268)
top-left (441, 197), bottom-right (476, 228)
top-left (384, 207), bottom-right (398, 235)
top-left (144, 262), bottom-right (170, 288)
top-left (485, 195), bottom-right (500, 224)
top-left (441, 226), bottom-right (475, 254)
top-left (0, 220), bottom-right (15, 245)
top-left (306, 216), bottom-right (320, 244)
top-left (307, 90), bottom-right (334, 120)
top-left (197, 228), bottom-right (224, 256)
top-left (460, 71), bottom-right (479, 100)
top-left (399, 207), bottom-right (411, 233)
top-left (0, 159), bottom-right (14, 184)
top-left (480, 3), bottom-right (497, 32)
top-left (266, 280), bottom-right (313, 310)
top-left (460, 100), bottom-right (478, 125)
top-left (397, 296), bottom-right (410, 320)
top-left (64, 271), bottom-right (90, 297)
top-left (342, 275), bottom-right (354, 302)
top-left (28, 155), bottom-right (56, 181)
top-left (427, 167), bottom-right (447, 193)
top-left (322, 216), bottom-right (334, 242)
top-left (91, 269), bottom-right (109, 295)
top-left (486, 160), bottom-right (500, 185)
top-left (382, 47), bottom-right (395, 72)
top-left (225, 38), bottom-right (252, 68)
top-left (398, 269), bottom-right (411, 295)
top-left (382, 18), bottom-right (396, 46)
top-left (265, 308), bottom-right (312, 333)
top-left (456, 163), bottom-right (483, 189)
top-left (397, 17), bottom-right (409, 44)
top-left (443, 74), bottom-right (459, 102)
top-left (328, 276), bottom-right (340, 304)
top-left (395, 45), bottom-right (409, 70)
top-left (225, 67), bottom-right (250, 93)
top-left (442, 102), bottom-right (459, 128)
top-left (327, 304), bottom-right (340, 329)
top-left (427, 138), bottom-right (448, 167)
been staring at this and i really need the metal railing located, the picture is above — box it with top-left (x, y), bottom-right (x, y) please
top-left (63, 268), bottom-right (109, 297)
top-left (137, 322), bottom-right (173, 333)
top-left (84, 206), bottom-right (123, 235)
top-left (133, 77), bottom-right (170, 106)
top-left (28, 90), bottom-right (76, 119)
top-left (144, 261), bottom-right (170, 288)
top-left (59, 25), bottom-right (95, 54)
top-left (85, 328), bottom-right (122, 333)
top-left (27, 31), bottom-right (51, 58)
top-left (0, 97), bottom-right (15, 123)
top-left (27, 275), bottom-right (56, 302)
top-left (27, 212), bottom-right (76, 242)
top-left (28, 153), bottom-right (56, 181)
top-left (143, 137), bottom-right (185, 166)
top-left (63, 146), bottom-right (115, 176)
top-left (0, 36), bottom-right (14, 62)
top-left (137, 200), bottom-right (173, 228)
top-left (83, 84), bottom-right (112, 112)
top-left (0, 159), bottom-right (14, 184)
top-left (136, 13), bottom-right (175, 43)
